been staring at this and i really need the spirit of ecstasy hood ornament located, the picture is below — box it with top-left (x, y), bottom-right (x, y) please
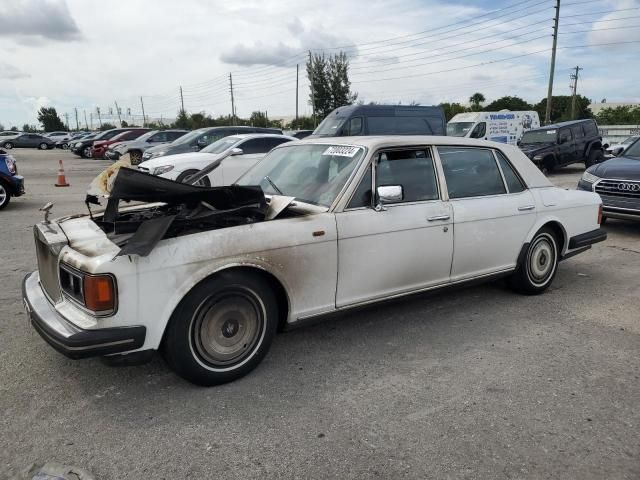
top-left (40, 202), bottom-right (54, 224)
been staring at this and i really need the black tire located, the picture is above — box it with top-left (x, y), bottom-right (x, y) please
top-left (600, 216), bottom-right (607, 225)
top-left (129, 150), bottom-right (142, 165)
top-left (61, 143), bottom-right (69, 150)
top-left (39, 142), bottom-right (49, 150)
top-left (585, 149), bottom-right (603, 168)
top-left (540, 157), bottom-right (555, 175)
top-left (509, 227), bottom-right (559, 295)
top-left (3, 142), bottom-right (13, 150)
top-left (176, 169), bottom-right (211, 186)
top-left (0, 181), bottom-right (11, 210)
top-left (162, 271), bottom-right (278, 386)
top-left (81, 146), bottom-right (93, 158)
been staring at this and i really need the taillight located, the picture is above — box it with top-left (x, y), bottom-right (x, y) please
top-left (598, 204), bottom-right (603, 225)
top-left (83, 275), bottom-right (116, 313)
top-left (5, 156), bottom-right (16, 174)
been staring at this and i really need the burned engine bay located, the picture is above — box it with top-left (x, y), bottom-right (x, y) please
top-left (86, 167), bottom-right (294, 257)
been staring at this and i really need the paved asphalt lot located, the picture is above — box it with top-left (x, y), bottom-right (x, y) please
top-left (1, 149), bottom-right (639, 479)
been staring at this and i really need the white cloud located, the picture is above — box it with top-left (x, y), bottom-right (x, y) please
top-left (0, 0), bottom-right (82, 44)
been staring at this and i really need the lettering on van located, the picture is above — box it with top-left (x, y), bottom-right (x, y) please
top-left (489, 114), bottom-right (516, 120)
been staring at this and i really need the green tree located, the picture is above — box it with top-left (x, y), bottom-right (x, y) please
top-left (288, 116), bottom-right (316, 130)
top-left (173, 109), bottom-right (191, 129)
top-left (250, 111), bottom-right (269, 127)
top-left (22, 124), bottom-right (38, 133)
top-left (0, 123), bottom-right (4, 131)
top-left (595, 106), bottom-right (640, 125)
top-left (37, 107), bottom-right (66, 132)
top-left (10, 126), bottom-right (18, 131)
top-left (99, 123), bottom-right (117, 131)
top-left (469, 92), bottom-right (486, 111)
top-left (307, 51), bottom-right (357, 122)
top-left (439, 102), bottom-right (469, 122)
top-left (484, 96), bottom-right (533, 111)
top-left (534, 95), bottom-right (592, 123)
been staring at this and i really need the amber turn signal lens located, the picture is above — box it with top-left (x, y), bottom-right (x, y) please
top-left (598, 204), bottom-right (603, 225)
top-left (83, 275), bottom-right (116, 312)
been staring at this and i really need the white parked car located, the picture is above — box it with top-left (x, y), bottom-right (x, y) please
top-left (137, 133), bottom-right (296, 185)
top-left (23, 136), bottom-right (606, 385)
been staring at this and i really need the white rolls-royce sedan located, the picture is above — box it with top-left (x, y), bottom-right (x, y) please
top-left (23, 136), bottom-right (606, 385)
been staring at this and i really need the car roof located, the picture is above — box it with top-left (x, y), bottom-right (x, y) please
top-left (228, 133), bottom-right (295, 140)
top-left (294, 135), bottom-right (521, 149)
top-left (533, 119), bottom-right (595, 130)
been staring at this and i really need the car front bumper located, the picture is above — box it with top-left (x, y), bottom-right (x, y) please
top-left (578, 180), bottom-right (640, 220)
top-left (22, 271), bottom-right (146, 359)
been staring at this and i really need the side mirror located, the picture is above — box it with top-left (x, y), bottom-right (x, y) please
top-left (376, 185), bottom-right (403, 210)
top-left (603, 143), bottom-right (609, 150)
top-left (613, 147), bottom-right (624, 156)
top-left (230, 147), bottom-right (243, 156)
top-left (196, 138), bottom-right (207, 148)
top-left (517, 140), bottom-right (521, 146)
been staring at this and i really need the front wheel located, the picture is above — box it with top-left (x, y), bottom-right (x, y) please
top-left (81, 146), bottom-right (93, 158)
top-left (0, 182), bottom-right (11, 210)
top-left (3, 142), bottom-right (13, 150)
top-left (129, 150), bottom-right (142, 165)
top-left (509, 227), bottom-right (559, 295)
top-left (176, 169), bottom-right (211, 186)
top-left (39, 142), bottom-right (49, 150)
top-left (162, 271), bottom-right (278, 386)
top-left (585, 149), bottom-right (603, 167)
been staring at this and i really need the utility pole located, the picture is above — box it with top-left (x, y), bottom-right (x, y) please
top-left (295, 64), bottom-right (299, 126)
top-left (544, 0), bottom-right (561, 125)
top-left (90, 113), bottom-right (93, 130)
top-left (179, 86), bottom-right (185, 114)
top-left (96, 107), bottom-right (102, 129)
top-left (308, 51), bottom-right (317, 127)
top-left (74, 108), bottom-right (79, 131)
top-left (64, 113), bottom-right (69, 130)
top-left (229, 73), bottom-right (236, 126)
top-left (570, 66), bottom-right (583, 120)
top-left (140, 96), bottom-right (146, 127)
top-left (114, 101), bottom-right (122, 126)
top-left (83, 110), bottom-right (89, 130)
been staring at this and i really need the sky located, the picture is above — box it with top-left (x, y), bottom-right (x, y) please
top-left (0, 0), bottom-right (639, 129)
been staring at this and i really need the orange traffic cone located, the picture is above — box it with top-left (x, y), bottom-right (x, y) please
top-left (55, 159), bottom-right (70, 187)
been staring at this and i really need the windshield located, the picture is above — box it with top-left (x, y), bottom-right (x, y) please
top-left (520, 129), bottom-right (557, 144)
top-left (169, 129), bottom-right (203, 145)
top-left (622, 136), bottom-right (639, 145)
top-left (446, 122), bottom-right (474, 137)
top-left (201, 136), bottom-right (240, 154)
top-left (133, 130), bottom-right (158, 142)
top-left (623, 138), bottom-right (640, 158)
top-left (237, 144), bottom-right (365, 207)
top-left (313, 116), bottom-right (345, 136)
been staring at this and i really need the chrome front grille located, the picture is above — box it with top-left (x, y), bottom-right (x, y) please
top-left (595, 179), bottom-right (640, 198)
top-left (34, 227), bottom-right (62, 303)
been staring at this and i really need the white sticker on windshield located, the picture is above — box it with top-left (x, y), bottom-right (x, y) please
top-left (546, 130), bottom-right (556, 134)
top-left (322, 146), bottom-right (360, 157)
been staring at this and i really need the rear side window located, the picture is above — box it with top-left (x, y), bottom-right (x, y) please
top-left (376, 149), bottom-right (439, 203)
top-left (240, 138), bottom-right (267, 154)
top-left (367, 117), bottom-right (435, 135)
top-left (572, 125), bottom-right (585, 139)
top-left (439, 147), bottom-right (506, 199)
top-left (583, 121), bottom-right (598, 137)
top-left (168, 131), bottom-right (186, 141)
top-left (495, 151), bottom-right (525, 193)
top-left (263, 137), bottom-right (292, 150)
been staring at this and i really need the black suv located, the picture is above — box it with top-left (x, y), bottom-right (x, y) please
top-left (518, 119), bottom-right (604, 172)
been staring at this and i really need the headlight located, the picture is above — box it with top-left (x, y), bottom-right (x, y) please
top-left (74, 142), bottom-right (82, 147)
top-left (149, 151), bottom-right (166, 158)
top-left (581, 171), bottom-right (600, 184)
top-left (533, 155), bottom-right (543, 161)
top-left (152, 165), bottom-right (174, 175)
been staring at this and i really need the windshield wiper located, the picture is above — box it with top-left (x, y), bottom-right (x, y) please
top-left (264, 176), bottom-right (283, 195)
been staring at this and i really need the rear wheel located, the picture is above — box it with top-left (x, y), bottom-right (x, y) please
top-left (176, 169), bottom-right (210, 187)
top-left (3, 142), bottom-right (13, 150)
top-left (0, 182), bottom-right (11, 210)
top-left (39, 142), bottom-right (49, 150)
top-left (129, 150), bottom-right (142, 165)
top-left (61, 143), bottom-right (69, 149)
top-left (81, 146), bottom-right (93, 158)
top-left (585, 149), bottom-right (603, 167)
top-left (162, 271), bottom-right (278, 386)
top-left (509, 227), bottom-right (559, 295)
top-left (540, 157), bottom-right (554, 175)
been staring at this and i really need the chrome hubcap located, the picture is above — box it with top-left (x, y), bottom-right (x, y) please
top-left (528, 235), bottom-right (556, 285)
top-left (191, 289), bottom-right (264, 367)
top-left (0, 184), bottom-right (7, 205)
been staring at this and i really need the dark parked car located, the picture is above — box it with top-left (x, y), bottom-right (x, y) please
top-left (71, 128), bottom-right (135, 158)
top-left (309, 104), bottom-right (447, 138)
top-left (91, 128), bottom-right (151, 159)
top-left (1, 133), bottom-right (56, 150)
top-left (518, 119), bottom-right (604, 172)
top-left (142, 126), bottom-right (282, 161)
top-left (105, 129), bottom-right (189, 164)
top-left (0, 149), bottom-right (25, 210)
top-left (285, 129), bottom-right (314, 139)
top-left (578, 137), bottom-right (640, 222)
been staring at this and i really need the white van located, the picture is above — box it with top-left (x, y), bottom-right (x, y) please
top-left (447, 111), bottom-right (540, 145)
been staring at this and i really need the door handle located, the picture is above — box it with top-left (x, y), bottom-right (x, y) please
top-left (517, 205), bottom-right (535, 211)
top-left (427, 214), bottom-right (450, 222)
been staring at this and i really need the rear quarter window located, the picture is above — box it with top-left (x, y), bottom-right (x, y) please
top-left (367, 116), bottom-right (435, 135)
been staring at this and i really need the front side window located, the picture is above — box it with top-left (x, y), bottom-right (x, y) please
top-left (439, 147), bottom-right (506, 199)
top-left (347, 117), bottom-right (363, 136)
top-left (150, 132), bottom-right (167, 142)
top-left (471, 122), bottom-right (486, 138)
top-left (240, 138), bottom-right (267, 154)
top-left (237, 144), bottom-right (365, 207)
top-left (376, 149), bottom-right (439, 203)
top-left (447, 122), bottom-right (475, 137)
top-left (495, 151), bottom-right (525, 193)
top-left (347, 165), bottom-right (372, 209)
top-left (201, 136), bottom-right (241, 154)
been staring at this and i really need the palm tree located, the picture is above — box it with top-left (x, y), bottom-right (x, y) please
top-left (469, 92), bottom-right (486, 110)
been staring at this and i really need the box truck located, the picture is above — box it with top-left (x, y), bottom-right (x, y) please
top-left (447, 111), bottom-right (540, 145)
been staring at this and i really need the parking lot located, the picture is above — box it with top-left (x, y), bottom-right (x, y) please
top-left (1, 149), bottom-right (639, 479)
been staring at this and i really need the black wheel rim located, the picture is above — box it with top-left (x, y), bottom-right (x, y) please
top-left (189, 287), bottom-right (266, 370)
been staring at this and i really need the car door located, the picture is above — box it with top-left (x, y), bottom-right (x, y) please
top-left (557, 128), bottom-right (576, 165)
top-left (335, 147), bottom-right (453, 307)
top-left (437, 146), bottom-right (537, 281)
top-left (571, 124), bottom-right (586, 158)
top-left (27, 134), bottom-right (40, 147)
top-left (220, 138), bottom-right (268, 184)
